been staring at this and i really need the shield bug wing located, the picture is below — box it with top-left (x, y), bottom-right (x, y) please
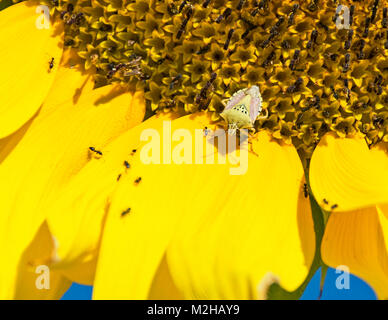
top-left (223, 89), bottom-right (246, 111)
top-left (247, 85), bottom-right (262, 122)
top-left (221, 86), bottom-right (262, 132)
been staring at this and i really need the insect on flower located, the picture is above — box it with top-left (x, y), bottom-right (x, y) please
top-left (124, 160), bottom-right (130, 169)
top-left (220, 85), bottom-right (264, 134)
top-left (224, 29), bottom-right (235, 50)
top-left (216, 7), bottom-right (232, 23)
top-left (48, 57), bottom-right (54, 72)
top-left (121, 207), bottom-right (131, 217)
top-left (89, 147), bottom-right (103, 156)
top-left (303, 183), bottom-right (309, 198)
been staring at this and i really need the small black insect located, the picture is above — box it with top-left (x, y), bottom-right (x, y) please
top-left (131, 149), bottom-right (137, 155)
top-left (121, 207), bottom-right (131, 217)
top-left (289, 49), bottom-right (300, 71)
top-left (124, 160), bottom-right (130, 169)
top-left (134, 177), bottom-right (142, 184)
top-left (349, 5), bottom-right (355, 25)
top-left (262, 51), bottom-right (275, 67)
top-left (303, 183), bottom-right (309, 198)
top-left (224, 29), bottom-right (235, 50)
top-left (89, 147), bottom-right (103, 156)
top-left (178, 0), bottom-right (188, 13)
top-left (371, 0), bottom-right (379, 23)
top-left (48, 57), bottom-right (54, 72)
top-left (323, 198), bottom-right (329, 205)
top-left (342, 53), bottom-right (351, 73)
top-left (363, 17), bottom-right (371, 38)
top-left (306, 30), bottom-right (318, 49)
top-left (288, 4), bottom-right (299, 26)
top-left (237, 0), bottom-right (245, 10)
top-left (195, 72), bottom-right (217, 106)
top-left (344, 29), bottom-right (353, 50)
top-left (117, 174), bottom-right (122, 181)
top-left (176, 6), bottom-right (193, 40)
top-left (331, 204), bottom-right (338, 210)
top-left (357, 39), bottom-right (366, 59)
top-left (216, 7), bottom-right (232, 23)
top-left (383, 8), bottom-right (388, 28)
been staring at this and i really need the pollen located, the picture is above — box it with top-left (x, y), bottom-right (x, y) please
top-left (40, 0), bottom-right (388, 157)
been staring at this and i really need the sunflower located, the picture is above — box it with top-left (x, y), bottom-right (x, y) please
top-left (1, 0), bottom-right (388, 300)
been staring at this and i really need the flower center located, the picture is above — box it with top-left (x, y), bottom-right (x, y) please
top-left (44, 0), bottom-right (388, 157)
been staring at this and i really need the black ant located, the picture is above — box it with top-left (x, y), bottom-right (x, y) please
top-left (224, 29), bottom-right (235, 50)
top-left (306, 30), bottom-right (318, 49)
top-left (195, 72), bottom-right (217, 106)
top-left (363, 17), bottom-right (371, 38)
top-left (216, 8), bottom-right (232, 23)
top-left (371, 0), bottom-right (379, 23)
top-left (331, 204), bottom-right (338, 210)
top-left (178, 0), bottom-right (188, 13)
top-left (344, 29), bottom-right (353, 50)
top-left (342, 53), bottom-right (351, 73)
top-left (289, 50), bottom-right (300, 71)
top-left (134, 177), bottom-right (142, 185)
top-left (349, 5), bottom-right (355, 26)
top-left (89, 147), bottom-right (103, 156)
top-left (176, 5), bottom-right (193, 40)
top-left (303, 183), bottom-right (309, 198)
top-left (48, 57), bottom-right (54, 72)
top-left (262, 51), bottom-right (275, 67)
top-left (121, 207), bottom-right (131, 217)
top-left (124, 161), bottom-right (130, 169)
top-left (288, 4), bottom-right (299, 26)
top-left (237, 0), bottom-right (245, 10)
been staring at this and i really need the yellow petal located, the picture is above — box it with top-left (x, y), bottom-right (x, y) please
top-left (0, 2), bottom-right (63, 138)
top-left (321, 208), bottom-right (388, 299)
top-left (44, 112), bottom-right (178, 282)
top-left (93, 113), bottom-right (314, 299)
top-left (0, 85), bottom-right (145, 298)
top-left (38, 48), bottom-right (95, 118)
top-left (0, 116), bottom-right (36, 164)
top-left (310, 133), bottom-right (388, 211)
top-left (148, 255), bottom-right (184, 300)
top-left (166, 132), bottom-right (314, 299)
top-left (14, 222), bottom-right (71, 300)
